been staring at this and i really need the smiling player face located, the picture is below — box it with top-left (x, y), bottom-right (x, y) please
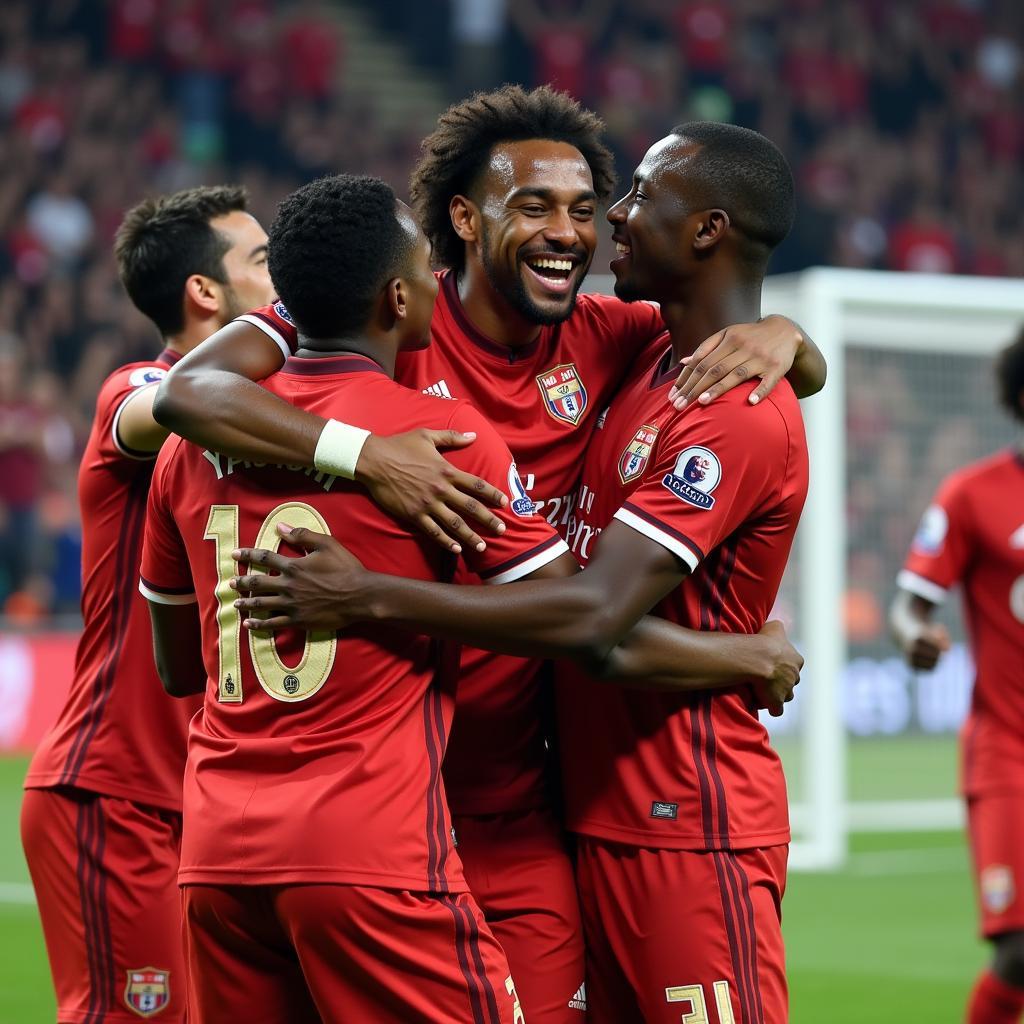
top-left (606, 135), bottom-right (705, 303)
top-left (472, 139), bottom-right (598, 325)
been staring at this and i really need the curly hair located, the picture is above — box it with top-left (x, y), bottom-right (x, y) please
top-left (996, 326), bottom-right (1024, 422)
top-left (268, 174), bottom-right (411, 340)
top-left (410, 85), bottom-right (616, 271)
top-left (115, 185), bottom-right (248, 335)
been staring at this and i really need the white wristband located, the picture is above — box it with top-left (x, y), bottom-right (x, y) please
top-left (313, 419), bottom-right (371, 480)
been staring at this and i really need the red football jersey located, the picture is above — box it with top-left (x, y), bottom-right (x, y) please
top-left (238, 275), bottom-right (665, 814)
top-left (557, 338), bottom-right (808, 850)
top-left (25, 350), bottom-right (201, 811)
top-left (899, 450), bottom-right (1024, 797)
top-left (139, 354), bottom-right (568, 890)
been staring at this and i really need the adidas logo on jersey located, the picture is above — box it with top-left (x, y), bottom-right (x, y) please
top-left (422, 379), bottom-right (454, 399)
top-left (568, 982), bottom-right (587, 1011)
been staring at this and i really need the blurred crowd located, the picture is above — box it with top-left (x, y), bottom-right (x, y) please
top-left (0, 0), bottom-right (1021, 623)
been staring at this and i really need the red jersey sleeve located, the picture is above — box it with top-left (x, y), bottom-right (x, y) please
top-left (138, 439), bottom-right (197, 605)
top-left (898, 472), bottom-right (974, 604)
top-left (234, 300), bottom-right (299, 361)
top-left (614, 389), bottom-right (795, 572)
top-left (95, 363), bottom-right (171, 463)
top-left (443, 402), bottom-right (569, 583)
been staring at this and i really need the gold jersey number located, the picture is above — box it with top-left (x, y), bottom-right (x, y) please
top-left (205, 501), bottom-right (337, 704)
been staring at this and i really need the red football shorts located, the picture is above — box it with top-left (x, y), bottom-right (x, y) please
top-left (575, 837), bottom-right (789, 1024)
top-left (20, 786), bottom-right (186, 1023)
top-left (454, 807), bottom-right (586, 1022)
top-left (967, 793), bottom-right (1024, 938)
top-left (182, 883), bottom-right (525, 1023)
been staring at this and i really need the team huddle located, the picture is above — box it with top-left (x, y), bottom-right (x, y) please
top-left (22, 85), bottom-right (826, 1024)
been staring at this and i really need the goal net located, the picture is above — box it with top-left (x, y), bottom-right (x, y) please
top-left (586, 268), bottom-right (1024, 870)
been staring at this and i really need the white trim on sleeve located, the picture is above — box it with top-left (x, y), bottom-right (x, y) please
top-left (896, 569), bottom-right (948, 605)
top-left (235, 313), bottom-right (291, 360)
top-left (139, 579), bottom-right (198, 605)
top-left (613, 507), bottom-right (700, 572)
top-left (111, 385), bottom-right (162, 461)
top-left (485, 539), bottom-right (571, 585)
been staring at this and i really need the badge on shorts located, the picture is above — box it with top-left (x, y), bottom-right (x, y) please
top-left (125, 968), bottom-right (171, 1018)
top-left (981, 865), bottom-right (1015, 915)
top-left (537, 363), bottom-right (588, 426)
top-left (618, 424), bottom-right (659, 484)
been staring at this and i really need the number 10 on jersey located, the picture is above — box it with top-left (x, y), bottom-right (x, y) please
top-left (205, 501), bottom-right (338, 704)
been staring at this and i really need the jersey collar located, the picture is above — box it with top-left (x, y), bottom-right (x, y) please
top-left (282, 353), bottom-right (388, 377)
top-left (440, 270), bottom-right (544, 364)
top-left (157, 348), bottom-right (183, 367)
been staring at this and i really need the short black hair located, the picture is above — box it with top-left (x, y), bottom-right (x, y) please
top-left (115, 185), bottom-right (248, 335)
top-left (996, 327), bottom-right (1024, 422)
top-left (410, 84), bottom-right (616, 271)
top-left (268, 174), bottom-right (411, 340)
top-left (670, 121), bottom-right (795, 259)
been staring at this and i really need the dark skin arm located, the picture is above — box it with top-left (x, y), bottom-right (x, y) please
top-left (146, 601), bottom-right (207, 697)
top-left (231, 523), bottom-right (802, 713)
top-left (670, 315), bottom-right (827, 409)
top-left (152, 321), bottom-right (508, 554)
top-left (889, 589), bottom-right (951, 670)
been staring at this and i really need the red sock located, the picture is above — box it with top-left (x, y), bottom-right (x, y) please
top-left (967, 970), bottom-right (1024, 1024)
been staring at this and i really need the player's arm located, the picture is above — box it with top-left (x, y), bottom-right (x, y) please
top-left (231, 523), bottom-right (801, 709)
top-left (889, 589), bottom-right (950, 671)
top-left (151, 317), bottom-right (508, 554)
top-left (114, 384), bottom-right (171, 455)
top-left (669, 315), bottom-right (827, 408)
top-left (146, 602), bottom-right (206, 697)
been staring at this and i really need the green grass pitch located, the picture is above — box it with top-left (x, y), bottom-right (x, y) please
top-left (0, 743), bottom-right (987, 1022)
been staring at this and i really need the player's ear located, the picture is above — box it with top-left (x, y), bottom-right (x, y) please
top-left (385, 276), bottom-right (408, 323)
top-left (450, 195), bottom-right (480, 244)
top-left (693, 209), bottom-right (730, 252)
top-left (183, 274), bottom-right (220, 317)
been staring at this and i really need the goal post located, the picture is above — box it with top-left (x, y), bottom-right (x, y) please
top-left (585, 268), bottom-right (1024, 871)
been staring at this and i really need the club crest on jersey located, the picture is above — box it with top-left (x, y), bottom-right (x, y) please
top-left (537, 363), bottom-right (588, 427)
top-left (272, 300), bottom-right (294, 325)
top-left (508, 463), bottom-right (536, 517)
top-left (662, 446), bottom-right (722, 509)
top-left (981, 865), bottom-right (1015, 914)
top-left (128, 367), bottom-right (167, 388)
top-left (618, 424), bottom-right (660, 484)
top-left (124, 968), bottom-right (171, 1018)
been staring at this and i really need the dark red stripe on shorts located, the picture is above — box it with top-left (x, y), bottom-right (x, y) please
top-left (77, 798), bottom-right (115, 1022)
top-left (444, 896), bottom-right (488, 1024)
top-left (713, 851), bottom-right (758, 1024)
top-left (61, 473), bottom-right (149, 785)
top-left (730, 852), bottom-right (767, 1024)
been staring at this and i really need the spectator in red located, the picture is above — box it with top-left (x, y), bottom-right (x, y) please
top-left (283, 0), bottom-right (342, 104)
top-left (888, 199), bottom-right (959, 274)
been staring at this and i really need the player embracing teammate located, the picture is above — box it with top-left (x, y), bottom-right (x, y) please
top-left (158, 88), bottom-right (816, 1023)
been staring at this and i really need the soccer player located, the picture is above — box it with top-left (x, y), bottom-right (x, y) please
top-left (20, 185), bottom-right (275, 1024)
top-left (138, 174), bottom-right (796, 1023)
top-left (152, 87), bottom-right (823, 1022)
top-left (232, 122), bottom-right (808, 1024)
top-left (891, 331), bottom-right (1024, 1024)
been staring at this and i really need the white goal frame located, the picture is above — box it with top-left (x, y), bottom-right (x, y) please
top-left (587, 268), bottom-right (1024, 871)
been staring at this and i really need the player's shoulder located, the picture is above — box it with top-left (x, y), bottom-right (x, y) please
top-left (938, 449), bottom-right (1019, 505)
top-left (570, 292), bottom-right (662, 336)
top-left (99, 359), bottom-right (169, 397)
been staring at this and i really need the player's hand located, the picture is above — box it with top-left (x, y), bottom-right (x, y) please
top-left (230, 525), bottom-right (372, 632)
top-left (751, 620), bottom-right (803, 717)
top-left (355, 430), bottom-right (507, 555)
top-left (903, 622), bottom-right (951, 671)
top-left (667, 315), bottom-right (804, 410)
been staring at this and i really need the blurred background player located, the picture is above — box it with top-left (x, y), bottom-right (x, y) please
top-left (891, 330), bottom-right (1024, 1024)
top-left (20, 185), bottom-right (275, 1024)
top-left (151, 84), bottom-right (823, 1022)
top-left (231, 121), bottom-right (807, 1024)
top-left (139, 173), bottom-right (570, 1024)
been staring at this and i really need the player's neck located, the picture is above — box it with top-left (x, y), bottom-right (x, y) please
top-left (166, 313), bottom-right (231, 358)
top-left (294, 336), bottom-right (396, 377)
top-left (659, 279), bottom-right (762, 364)
top-left (455, 266), bottom-right (543, 350)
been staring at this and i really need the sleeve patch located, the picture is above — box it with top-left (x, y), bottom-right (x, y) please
top-left (508, 462), bottom-right (536, 517)
top-left (273, 300), bottom-right (294, 324)
top-left (661, 446), bottom-right (722, 510)
top-left (911, 505), bottom-right (948, 556)
top-left (128, 367), bottom-right (167, 388)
